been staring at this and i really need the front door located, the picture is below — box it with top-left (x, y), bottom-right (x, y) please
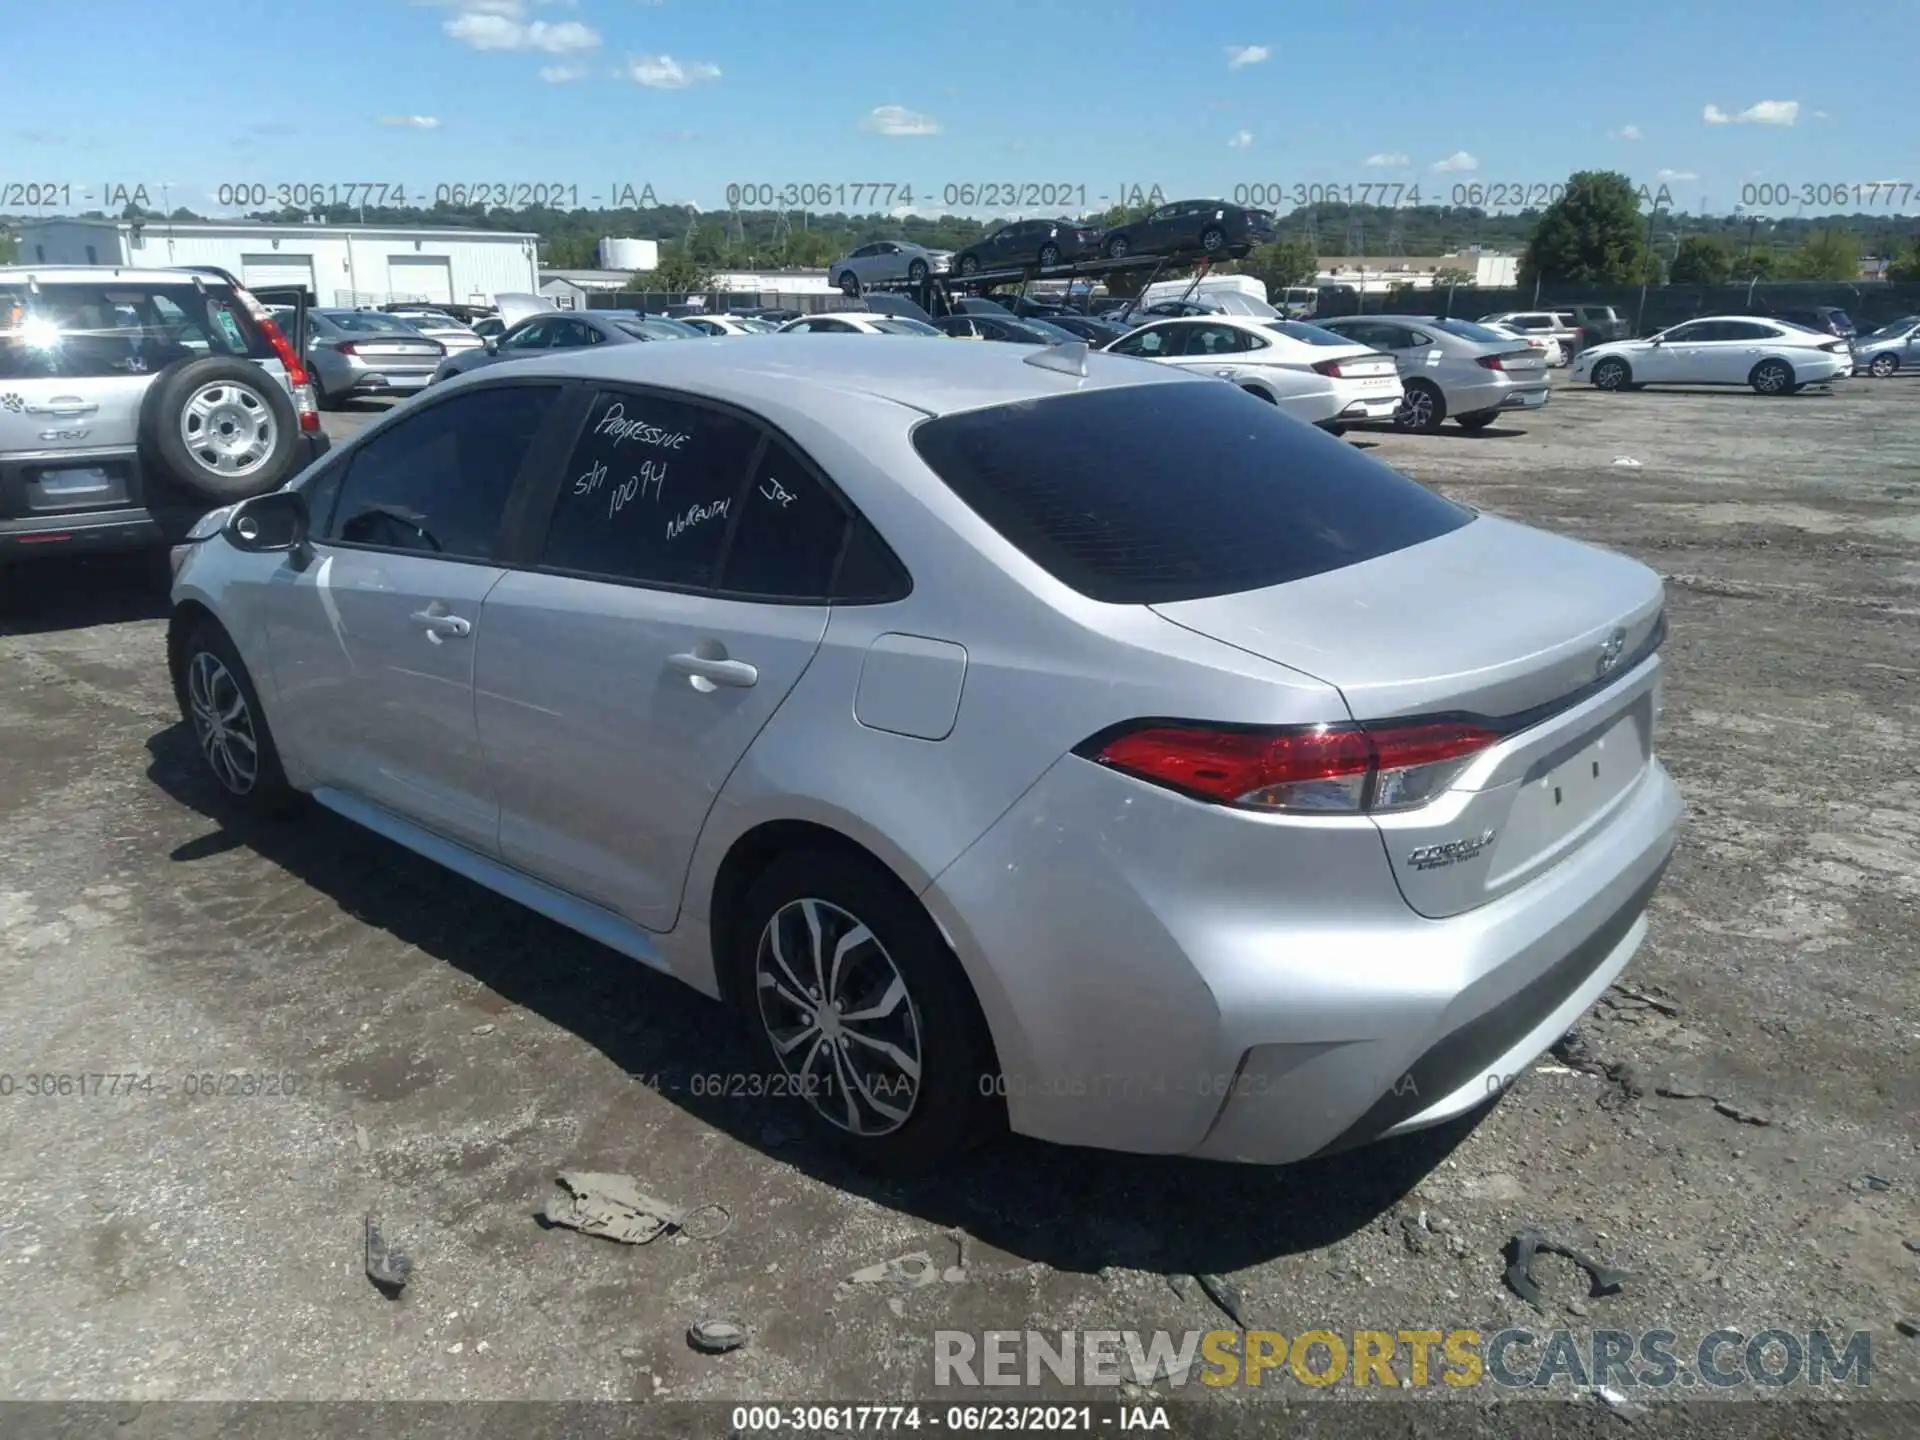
top-left (475, 388), bottom-right (843, 930)
top-left (264, 381), bottom-right (565, 853)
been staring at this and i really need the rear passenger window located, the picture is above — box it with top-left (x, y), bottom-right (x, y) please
top-left (718, 441), bottom-right (850, 600)
top-left (538, 389), bottom-right (760, 589)
top-left (324, 385), bottom-right (557, 558)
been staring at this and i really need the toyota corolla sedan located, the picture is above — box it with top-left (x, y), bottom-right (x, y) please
top-left (165, 337), bottom-right (1682, 1173)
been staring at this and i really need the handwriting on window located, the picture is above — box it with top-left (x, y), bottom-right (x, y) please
top-left (666, 497), bottom-right (729, 542)
top-left (760, 475), bottom-right (796, 508)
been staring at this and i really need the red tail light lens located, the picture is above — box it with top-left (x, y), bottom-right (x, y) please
top-left (1081, 720), bottom-right (1500, 813)
top-left (336, 341), bottom-right (359, 356)
top-left (1477, 354), bottom-right (1507, 370)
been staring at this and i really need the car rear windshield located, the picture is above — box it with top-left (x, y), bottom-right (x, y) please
top-left (1263, 320), bottom-right (1355, 346)
top-left (615, 319), bottom-right (693, 340)
top-left (910, 381), bottom-right (1473, 604)
top-left (1431, 318), bottom-right (1510, 343)
top-left (873, 318), bottom-right (941, 336)
top-left (325, 310), bottom-right (424, 334)
top-left (0, 281), bottom-right (270, 380)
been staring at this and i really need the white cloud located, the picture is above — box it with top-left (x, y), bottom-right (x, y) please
top-left (1225, 44), bottom-right (1269, 69)
top-left (1812, 109), bottom-right (1830, 120)
top-left (624, 54), bottom-right (721, 87)
top-left (1655, 168), bottom-right (1697, 182)
top-left (444, 7), bottom-right (599, 53)
top-left (1613, 124), bottom-right (1642, 140)
top-left (1703, 99), bottom-right (1798, 126)
top-left (1430, 150), bottom-right (1479, 172)
top-left (1227, 130), bottom-right (1253, 149)
top-left (539, 63), bottom-right (588, 81)
top-left (1363, 152), bottom-right (1409, 168)
top-left (860, 104), bottom-right (941, 137)
top-left (379, 115), bottom-right (442, 128)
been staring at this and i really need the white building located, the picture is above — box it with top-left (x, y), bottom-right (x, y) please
top-left (13, 218), bottom-right (540, 308)
top-left (1314, 249), bottom-right (1519, 292)
top-left (597, 237), bottom-right (658, 271)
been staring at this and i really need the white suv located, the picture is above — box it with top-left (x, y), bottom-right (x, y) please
top-left (0, 266), bottom-right (327, 571)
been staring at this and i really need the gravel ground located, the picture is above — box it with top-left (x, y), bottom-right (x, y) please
top-left (1, 381), bottom-right (1916, 1437)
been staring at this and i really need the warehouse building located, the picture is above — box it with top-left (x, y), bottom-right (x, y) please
top-left (12, 218), bottom-right (540, 308)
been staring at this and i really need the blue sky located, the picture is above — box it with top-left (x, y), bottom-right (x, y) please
top-left (7, 0), bottom-right (1914, 220)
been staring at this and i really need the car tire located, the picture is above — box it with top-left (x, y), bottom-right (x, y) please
top-left (958, 255), bottom-right (980, 277)
top-left (310, 374), bottom-right (339, 411)
top-left (1869, 354), bottom-right (1898, 377)
top-left (1200, 226), bottom-right (1226, 255)
top-left (838, 271), bottom-right (860, 297)
top-left (1038, 243), bottom-right (1061, 268)
top-left (1103, 235), bottom-right (1130, 260)
top-left (1455, 411), bottom-right (1499, 431)
top-left (1395, 379), bottom-right (1446, 432)
top-left (175, 620), bottom-right (296, 817)
top-left (732, 849), bottom-right (1002, 1176)
top-left (139, 357), bottom-right (300, 504)
top-left (1750, 358), bottom-right (1794, 396)
top-left (1590, 357), bottom-right (1631, 391)
top-left (907, 260), bottom-right (928, 284)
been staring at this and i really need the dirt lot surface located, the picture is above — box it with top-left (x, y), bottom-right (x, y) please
top-left (2, 382), bottom-right (1917, 1436)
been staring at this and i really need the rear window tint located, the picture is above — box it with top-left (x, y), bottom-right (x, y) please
top-left (910, 381), bottom-right (1473, 604)
top-left (0, 282), bottom-right (269, 380)
top-left (1432, 318), bottom-right (1510, 342)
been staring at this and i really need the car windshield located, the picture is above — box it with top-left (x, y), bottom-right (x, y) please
top-left (324, 311), bottom-right (423, 334)
top-left (736, 317), bottom-right (779, 333)
top-left (872, 318), bottom-right (942, 336)
top-left (1262, 320), bottom-right (1356, 346)
top-left (0, 281), bottom-right (269, 380)
top-left (911, 382), bottom-right (1473, 605)
top-left (615, 318), bottom-right (698, 340)
top-left (1018, 319), bottom-right (1083, 344)
top-left (1431, 318), bottom-right (1511, 342)
top-left (1860, 317), bottom-right (1918, 340)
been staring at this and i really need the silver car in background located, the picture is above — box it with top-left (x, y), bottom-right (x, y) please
top-left (392, 309), bottom-right (486, 358)
top-left (1315, 315), bottom-right (1552, 431)
top-left (432, 309), bottom-right (698, 384)
top-left (167, 336), bottom-right (1680, 1174)
top-left (828, 241), bottom-right (953, 295)
top-left (296, 308), bottom-right (446, 409)
top-left (1851, 315), bottom-right (1920, 377)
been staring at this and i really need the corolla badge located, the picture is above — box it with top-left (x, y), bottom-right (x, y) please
top-left (1596, 627), bottom-right (1627, 678)
top-left (1407, 830), bottom-right (1496, 871)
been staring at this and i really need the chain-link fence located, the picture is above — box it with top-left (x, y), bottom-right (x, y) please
top-left (1316, 281), bottom-right (1920, 336)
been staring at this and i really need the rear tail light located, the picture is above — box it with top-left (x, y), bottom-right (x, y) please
top-left (1478, 351), bottom-right (1535, 370)
top-left (1822, 341), bottom-right (1847, 353)
top-left (1077, 719), bottom-right (1501, 814)
top-left (336, 341), bottom-right (360, 356)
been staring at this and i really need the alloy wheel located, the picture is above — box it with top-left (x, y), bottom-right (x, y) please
top-left (1398, 387), bottom-right (1435, 429)
top-left (754, 897), bottom-right (923, 1137)
top-left (1869, 355), bottom-right (1897, 377)
top-left (187, 650), bottom-right (259, 794)
top-left (180, 381), bottom-right (277, 477)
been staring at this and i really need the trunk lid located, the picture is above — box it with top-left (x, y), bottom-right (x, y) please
top-left (1151, 515), bottom-right (1667, 917)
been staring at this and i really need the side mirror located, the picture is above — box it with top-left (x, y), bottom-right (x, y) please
top-left (225, 490), bottom-right (309, 553)
top-left (484, 336), bottom-right (500, 353)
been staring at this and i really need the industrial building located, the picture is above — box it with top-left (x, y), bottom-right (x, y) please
top-left (1313, 248), bottom-right (1520, 292)
top-left (12, 218), bottom-right (540, 308)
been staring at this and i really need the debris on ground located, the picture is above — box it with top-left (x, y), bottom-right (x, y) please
top-left (1603, 983), bottom-right (1681, 1017)
top-left (1610, 457), bottom-right (1642, 468)
top-left (846, 1252), bottom-right (941, 1291)
top-left (687, 1317), bottom-right (749, 1354)
top-left (1385, 1209), bottom-right (1433, 1256)
top-left (541, 1172), bottom-right (732, 1245)
top-left (943, 1228), bottom-right (968, 1284)
top-left (1166, 1273), bottom-right (1194, 1301)
top-left (1194, 1272), bottom-right (1246, 1328)
top-left (1596, 1383), bottom-right (1646, 1419)
top-left (1504, 1228), bottom-right (1630, 1313)
top-left (1653, 1083), bottom-right (1774, 1126)
top-left (1549, 1031), bottom-right (1643, 1108)
top-left (1895, 1318), bottom-right (1919, 1339)
top-left (363, 1213), bottom-right (411, 1298)
top-left (1850, 1175), bottom-right (1893, 1194)
top-left (1902, 1238), bottom-right (1920, 1255)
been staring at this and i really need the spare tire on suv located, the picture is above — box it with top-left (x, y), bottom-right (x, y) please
top-left (138, 356), bottom-right (301, 503)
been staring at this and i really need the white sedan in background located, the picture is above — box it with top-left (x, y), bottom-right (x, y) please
top-left (1574, 316), bottom-right (1853, 395)
top-left (1101, 315), bottom-right (1404, 432)
top-left (678, 313), bottom-right (782, 336)
top-left (777, 313), bottom-right (945, 336)
top-left (1479, 312), bottom-right (1578, 366)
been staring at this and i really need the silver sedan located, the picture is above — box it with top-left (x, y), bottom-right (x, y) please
top-left (1315, 314), bottom-right (1552, 431)
top-left (167, 336), bottom-right (1681, 1173)
top-left (1852, 316), bottom-right (1920, 377)
top-left (297, 308), bottom-right (447, 408)
top-left (828, 241), bottom-right (952, 296)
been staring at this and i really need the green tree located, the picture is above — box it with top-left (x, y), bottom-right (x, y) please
top-left (1739, 248), bottom-right (1780, 280)
top-left (1241, 238), bottom-right (1319, 290)
top-left (1669, 235), bottom-right (1732, 285)
top-left (1519, 170), bottom-right (1652, 286)
top-left (652, 247), bottom-right (715, 293)
top-left (1887, 236), bottom-right (1920, 282)
top-left (1432, 266), bottom-right (1476, 287)
top-left (541, 233), bottom-right (598, 269)
top-left (0, 230), bottom-right (16, 264)
top-left (1779, 228), bottom-right (1858, 282)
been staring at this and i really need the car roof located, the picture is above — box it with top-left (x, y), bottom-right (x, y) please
top-left (457, 331), bottom-right (1192, 417)
top-left (0, 264), bottom-right (236, 286)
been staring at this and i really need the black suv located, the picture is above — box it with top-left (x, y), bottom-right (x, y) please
top-left (1765, 305), bottom-right (1856, 339)
top-left (1098, 200), bottom-right (1276, 261)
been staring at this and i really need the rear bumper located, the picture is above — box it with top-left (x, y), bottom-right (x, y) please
top-left (922, 749), bottom-right (1684, 1164)
top-left (1500, 385), bottom-right (1551, 410)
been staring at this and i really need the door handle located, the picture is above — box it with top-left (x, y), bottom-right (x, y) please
top-left (668, 652), bottom-right (758, 688)
top-left (1213, 368), bottom-right (1238, 378)
top-left (409, 609), bottom-right (471, 642)
top-left (26, 399), bottom-right (98, 416)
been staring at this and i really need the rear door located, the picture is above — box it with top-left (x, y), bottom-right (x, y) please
top-left (474, 388), bottom-right (840, 930)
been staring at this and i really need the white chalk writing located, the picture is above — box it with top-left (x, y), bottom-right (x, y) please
top-left (593, 402), bottom-right (692, 451)
top-left (607, 458), bottom-right (669, 519)
top-left (665, 497), bottom-right (729, 542)
top-left (573, 458), bottom-right (609, 497)
top-left (760, 475), bottom-right (796, 508)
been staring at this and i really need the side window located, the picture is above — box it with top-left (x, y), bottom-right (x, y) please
top-left (719, 440), bottom-right (850, 600)
top-left (551, 320), bottom-right (596, 348)
top-left (1187, 324), bottom-right (1249, 355)
top-left (324, 385), bottom-right (558, 559)
top-left (1111, 325), bottom-right (1181, 357)
top-left (538, 388), bottom-right (761, 590)
top-left (811, 319), bottom-right (853, 333)
top-left (502, 319), bottom-right (551, 350)
top-left (1662, 322), bottom-right (1708, 343)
